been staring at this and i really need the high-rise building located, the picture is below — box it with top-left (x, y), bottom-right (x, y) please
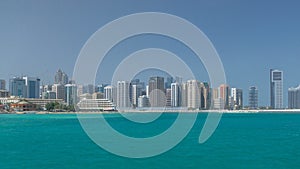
top-left (165, 77), bottom-right (174, 89)
top-left (54, 69), bottom-right (69, 85)
top-left (231, 88), bottom-right (243, 109)
top-left (180, 83), bottom-right (188, 107)
top-left (130, 79), bottom-right (145, 88)
top-left (22, 76), bottom-right (40, 99)
top-left (165, 88), bottom-right (172, 107)
top-left (104, 85), bottom-right (114, 103)
top-left (288, 85), bottom-right (300, 109)
top-left (212, 88), bottom-right (220, 109)
top-left (138, 95), bottom-right (150, 108)
top-left (219, 84), bottom-right (230, 109)
top-left (0, 79), bottom-right (6, 90)
top-left (130, 79), bottom-right (144, 108)
top-left (249, 86), bottom-right (258, 109)
top-left (148, 77), bottom-right (165, 107)
top-left (187, 80), bottom-right (201, 109)
top-left (65, 84), bottom-right (77, 106)
top-left (117, 81), bottom-right (130, 108)
top-left (146, 85), bottom-right (149, 97)
top-left (228, 96), bottom-right (234, 110)
top-left (131, 84), bottom-right (143, 108)
top-left (9, 77), bottom-right (27, 98)
top-left (270, 69), bottom-right (283, 109)
top-left (52, 84), bottom-right (65, 100)
top-left (200, 82), bottom-right (210, 110)
top-left (171, 83), bottom-right (181, 107)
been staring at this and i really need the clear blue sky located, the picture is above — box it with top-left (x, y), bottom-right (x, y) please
top-left (1, 0), bottom-right (300, 107)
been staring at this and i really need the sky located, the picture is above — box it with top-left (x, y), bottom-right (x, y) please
top-left (0, 0), bottom-right (300, 107)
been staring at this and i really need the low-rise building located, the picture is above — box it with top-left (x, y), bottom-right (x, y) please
top-left (10, 100), bottom-right (37, 111)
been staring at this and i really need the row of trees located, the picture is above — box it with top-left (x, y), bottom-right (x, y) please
top-left (45, 102), bottom-right (75, 112)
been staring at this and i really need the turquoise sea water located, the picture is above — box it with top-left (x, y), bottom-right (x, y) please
top-left (1, 113), bottom-right (300, 169)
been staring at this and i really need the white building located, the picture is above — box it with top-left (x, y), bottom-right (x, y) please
top-left (131, 84), bottom-right (143, 108)
top-left (166, 88), bottom-right (171, 107)
top-left (213, 98), bottom-right (225, 110)
top-left (104, 85), bottom-right (114, 103)
top-left (138, 95), bottom-right (150, 108)
top-left (187, 80), bottom-right (201, 109)
top-left (77, 85), bottom-right (84, 97)
top-left (117, 81), bottom-right (130, 108)
top-left (270, 69), bottom-right (283, 109)
top-left (288, 85), bottom-right (300, 109)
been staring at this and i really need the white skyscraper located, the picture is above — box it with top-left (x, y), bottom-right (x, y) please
top-left (171, 83), bottom-right (181, 107)
top-left (104, 85), bottom-right (114, 102)
top-left (270, 69), bottom-right (283, 109)
top-left (187, 80), bottom-right (201, 109)
top-left (117, 81), bottom-right (130, 108)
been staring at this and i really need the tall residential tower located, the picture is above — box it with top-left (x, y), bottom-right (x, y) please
top-left (249, 86), bottom-right (258, 109)
top-left (270, 69), bottom-right (283, 109)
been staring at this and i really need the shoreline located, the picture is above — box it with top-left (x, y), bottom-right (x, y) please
top-left (1, 109), bottom-right (300, 115)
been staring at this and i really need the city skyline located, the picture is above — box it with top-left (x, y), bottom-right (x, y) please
top-left (1, 67), bottom-right (300, 109)
top-left (1, 1), bottom-right (300, 107)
